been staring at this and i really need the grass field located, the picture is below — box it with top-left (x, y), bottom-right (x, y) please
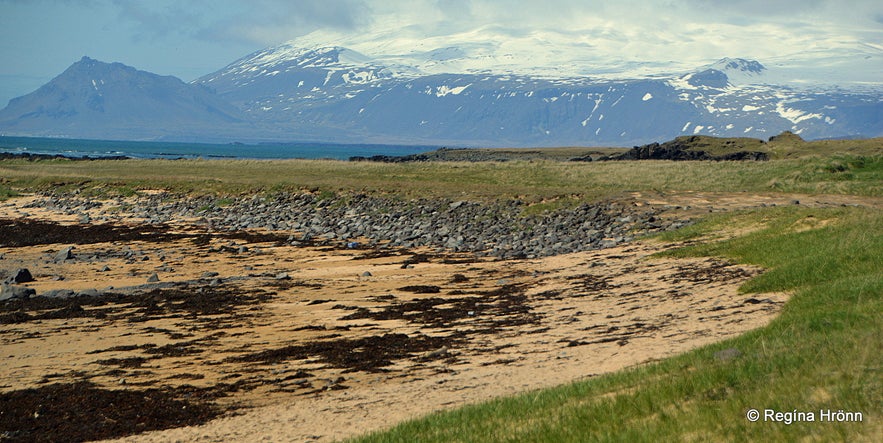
top-left (1, 153), bottom-right (881, 202)
top-left (1, 138), bottom-right (881, 441)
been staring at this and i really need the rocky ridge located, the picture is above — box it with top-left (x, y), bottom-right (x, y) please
top-left (21, 192), bottom-right (688, 260)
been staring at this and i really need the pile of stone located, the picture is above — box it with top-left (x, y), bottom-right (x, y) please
top-left (27, 192), bottom-right (689, 259)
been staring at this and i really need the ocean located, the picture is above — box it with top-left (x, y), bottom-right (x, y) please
top-left (0, 136), bottom-right (436, 160)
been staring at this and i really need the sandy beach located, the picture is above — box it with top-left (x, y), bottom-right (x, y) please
top-left (0, 191), bottom-right (799, 442)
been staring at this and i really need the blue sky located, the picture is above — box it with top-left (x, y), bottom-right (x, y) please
top-left (1, 0), bottom-right (881, 106)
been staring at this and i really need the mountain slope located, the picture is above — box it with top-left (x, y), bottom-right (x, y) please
top-left (194, 42), bottom-right (883, 146)
top-left (0, 57), bottom-right (251, 141)
top-left (2, 46), bottom-right (880, 146)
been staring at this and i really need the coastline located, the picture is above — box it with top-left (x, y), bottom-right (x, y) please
top-left (1, 191), bottom-right (791, 442)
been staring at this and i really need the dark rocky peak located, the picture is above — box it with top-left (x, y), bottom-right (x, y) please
top-left (686, 69), bottom-right (730, 88)
top-left (712, 57), bottom-right (766, 74)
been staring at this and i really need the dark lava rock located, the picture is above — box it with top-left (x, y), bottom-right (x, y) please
top-left (398, 285), bottom-right (442, 294)
top-left (41, 289), bottom-right (77, 299)
top-left (77, 289), bottom-right (101, 297)
top-left (593, 136), bottom-right (769, 162)
top-left (0, 284), bottom-right (36, 301)
top-left (7, 268), bottom-right (34, 284)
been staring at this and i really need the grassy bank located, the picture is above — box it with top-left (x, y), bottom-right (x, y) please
top-left (0, 154), bottom-right (880, 201)
top-left (351, 206), bottom-right (881, 442)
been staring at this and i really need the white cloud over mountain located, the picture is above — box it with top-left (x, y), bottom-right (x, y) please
top-left (0, 0), bottom-right (880, 106)
top-left (190, 0), bottom-right (883, 81)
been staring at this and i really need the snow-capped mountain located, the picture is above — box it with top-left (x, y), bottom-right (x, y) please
top-left (279, 27), bottom-right (883, 87)
top-left (1, 36), bottom-right (880, 146)
top-left (0, 57), bottom-right (252, 141)
top-left (191, 40), bottom-right (882, 146)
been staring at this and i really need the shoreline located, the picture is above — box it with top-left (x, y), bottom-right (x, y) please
top-left (0, 192), bottom-right (848, 441)
top-left (0, 191), bottom-right (790, 442)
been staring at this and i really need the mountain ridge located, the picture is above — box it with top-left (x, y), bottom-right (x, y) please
top-left (0, 44), bottom-right (880, 146)
top-left (0, 56), bottom-right (253, 141)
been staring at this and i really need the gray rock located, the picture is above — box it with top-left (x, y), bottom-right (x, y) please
top-left (55, 246), bottom-right (74, 262)
top-left (146, 273), bottom-right (160, 283)
top-left (201, 271), bottom-right (220, 278)
top-left (77, 288), bottom-right (101, 297)
top-left (98, 265), bottom-right (111, 272)
top-left (42, 289), bottom-right (77, 299)
top-left (8, 268), bottom-right (35, 284)
top-left (1, 284), bottom-right (36, 301)
top-left (361, 271), bottom-right (373, 277)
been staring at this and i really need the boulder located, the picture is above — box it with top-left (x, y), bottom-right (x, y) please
top-left (1, 284), bottom-right (36, 301)
top-left (7, 268), bottom-right (34, 284)
top-left (42, 289), bottom-right (77, 299)
top-left (55, 246), bottom-right (75, 262)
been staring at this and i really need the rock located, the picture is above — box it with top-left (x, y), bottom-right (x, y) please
top-left (275, 272), bottom-right (291, 280)
top-left (361, 271), bottom-right (373, 277)
top-left (98, 265), bottom-right (111, 272)
top-left (201, 271), bottom-right (220, 278)
top-left (450, 274), bottom-right (469, 283)
top-left (146, 273), bottom-right (160, 283)
top-left (1, 284), bottom-right (36, 301)
top-left (77, 289), bottom-right (101, 297)
top-left (8, 268), bottom-right (35, 284)
top-left (42, 289), bottom-right (77, 299)
top-left (55, 246), bottom-right (74, 262)
top-left (423, 346), bottom-right (449, 359)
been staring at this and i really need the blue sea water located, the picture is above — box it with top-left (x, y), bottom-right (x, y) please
top-left (0, 136), bottom-right (436, 160)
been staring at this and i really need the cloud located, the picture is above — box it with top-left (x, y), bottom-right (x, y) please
top-left (111, 0), bottom-right (204, 42)
top-left (94, 0), bottom-right (882, 57)
top-left (209, 0), bottom-right (372, 43)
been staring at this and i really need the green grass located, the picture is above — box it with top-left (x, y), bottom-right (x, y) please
top-left (1, 154), bottom-right (881, 202)
top-left (351, 206), bottom-right (882, 442)
top-left (0, 183), bottom-right (18, 200)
